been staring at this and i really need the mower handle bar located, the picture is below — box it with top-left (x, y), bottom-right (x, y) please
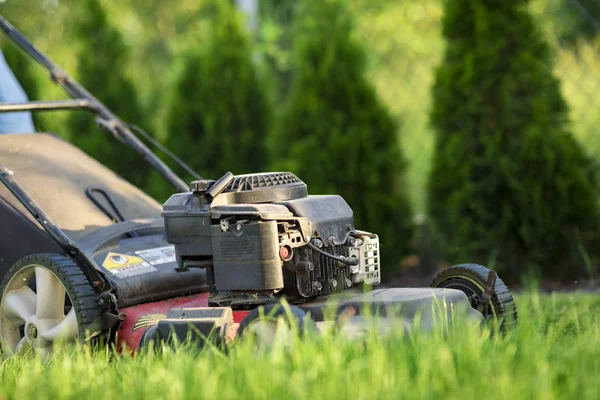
top-left (0, 15), bottom-right (189, 193)
top-left (0, 99), bottom-right (99, 114)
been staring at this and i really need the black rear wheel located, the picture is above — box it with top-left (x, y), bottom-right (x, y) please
top-left (431, 264), bottom-right (517, 332)
top-left (0, 253), bottom-right (103, 357)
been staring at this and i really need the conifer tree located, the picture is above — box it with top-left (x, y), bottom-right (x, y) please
top-left (273, 0), bottom-right (413, 274)
top-left (163, 0), bottom-right (271, 184)
top-left (68, 0), bottom-right (149, 188)
top-left (429, 0), bottom-right (600, 280)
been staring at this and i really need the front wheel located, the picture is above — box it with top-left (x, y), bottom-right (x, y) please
top-left (431, 264), bottom-right (517, 332)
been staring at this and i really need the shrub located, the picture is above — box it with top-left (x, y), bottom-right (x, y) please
top-left (272, 0), bottom-right (413, 276)
top-left (258, 0), bottom-right (296, 101)
top-left (68, 0), bottom-right (150, 188)
top-left (545, 0), bottom-right (600, 45)
top-left (159, 0), bottom-right (270, 196)
top-left (429, 0), bottom-right (600, 281)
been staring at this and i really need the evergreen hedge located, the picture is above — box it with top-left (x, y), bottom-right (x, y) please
top-left (272, 0), bottom-right (413, 275)
top-left (554, 0), bottom-right (600, 45)
top-left (160, 0), bottom-right (270, 192)
top-left (429, 0), bottom-right (600, 281)
top-left (68, 0), bottom-right (150, 188)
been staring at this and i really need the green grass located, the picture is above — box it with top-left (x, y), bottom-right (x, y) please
top-left (0, 293), bottom-right (599, 399)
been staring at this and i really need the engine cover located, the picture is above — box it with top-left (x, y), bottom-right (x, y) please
top-left (162, 172), bottom-right (380, 307)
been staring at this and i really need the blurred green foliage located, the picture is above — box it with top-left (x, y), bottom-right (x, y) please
top-left (346, 0), bottom-right (444, 215)
top-left (67, 0), bottom-right (150, 188)
top-left (257, 0), bottom-right (296, 101)
top-left (271, 0), bottom-right (413, 274)
top-left (544, 0), bottom-right (600, 45)
top-left (2, 0), bottom-right (600, 280)
top-left (150, 0), bottom-right (271, 200)
top-left (428, 0), bottom-right (600, 281)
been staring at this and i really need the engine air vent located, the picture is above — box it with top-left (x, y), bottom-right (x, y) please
top-left (224, 172), bottom-right (304, 192)
top-left (215, 172), bottom-right (307, 204)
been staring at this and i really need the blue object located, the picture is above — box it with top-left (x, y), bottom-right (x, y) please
top-left (0, 49), bottom-right (35, 134)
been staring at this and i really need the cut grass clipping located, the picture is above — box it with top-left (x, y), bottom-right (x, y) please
top-left (0, 293), bottom-right (599, 399)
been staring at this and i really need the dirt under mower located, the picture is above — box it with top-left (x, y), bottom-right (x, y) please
top-left (0, 16), bottom-right (517, 356)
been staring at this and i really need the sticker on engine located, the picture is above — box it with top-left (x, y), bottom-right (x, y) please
top-left (102, 252), bottom-right (157, 277)
top-left (134, 245), bottom-right (176, 266)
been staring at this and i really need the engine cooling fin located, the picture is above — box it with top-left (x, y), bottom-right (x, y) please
top-left (218, 172), bottom-right (308, 204)
top-left (224, 172), bottom-right (304, 192)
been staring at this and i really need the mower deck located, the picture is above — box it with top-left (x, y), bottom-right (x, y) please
top-left (0, 16), bottom-right (517, 358)
top-left (117, 287), bottom-right (483, 351)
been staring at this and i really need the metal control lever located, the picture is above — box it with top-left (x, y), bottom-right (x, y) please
top-left (204, 172), bottom-right (235, 202)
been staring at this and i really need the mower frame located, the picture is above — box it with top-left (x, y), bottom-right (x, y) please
top-left (0, 15), bottom-right (518, 352)
top-left (0, 14), bottom-right (195, 323)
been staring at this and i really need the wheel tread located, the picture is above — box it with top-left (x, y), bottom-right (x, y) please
top-left (0, 253), bottom-right (104, 348)
top-left (431, 263), bottom-right (518, 332)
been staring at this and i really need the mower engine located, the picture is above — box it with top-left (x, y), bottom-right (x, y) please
top-left (162, 172), bottom-right (380, 307)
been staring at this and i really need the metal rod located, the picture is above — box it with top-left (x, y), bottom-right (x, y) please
top-left (0, 99), bottom-right (99, 113)
top-left (0, 15), bottom-right (189, 192)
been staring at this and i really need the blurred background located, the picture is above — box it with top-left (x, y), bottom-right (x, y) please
top-left (2, 0), bottom-right (600, 288)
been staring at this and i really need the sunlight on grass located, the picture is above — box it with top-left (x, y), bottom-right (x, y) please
top-left (0, 293), bottom-right (598, 399)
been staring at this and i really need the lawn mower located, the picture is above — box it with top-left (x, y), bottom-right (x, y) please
top-left (0, 16), bottom-right (517, 356)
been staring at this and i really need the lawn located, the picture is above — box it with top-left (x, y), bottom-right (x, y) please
top-left (0, 292), bottom-right (598, 400)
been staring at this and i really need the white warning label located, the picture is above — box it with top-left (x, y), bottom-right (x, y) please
top-left (135, 245), bottom-right (176, 266)
top-left (102, 252), bottom-right (157, 278)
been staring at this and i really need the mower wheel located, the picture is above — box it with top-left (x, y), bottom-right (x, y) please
top-left (237, 303), bottom-right (315, 347)
top-left (430, 264), bottom-right (517, 332)
top-left (0, 253), bottom-right (103, 357)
